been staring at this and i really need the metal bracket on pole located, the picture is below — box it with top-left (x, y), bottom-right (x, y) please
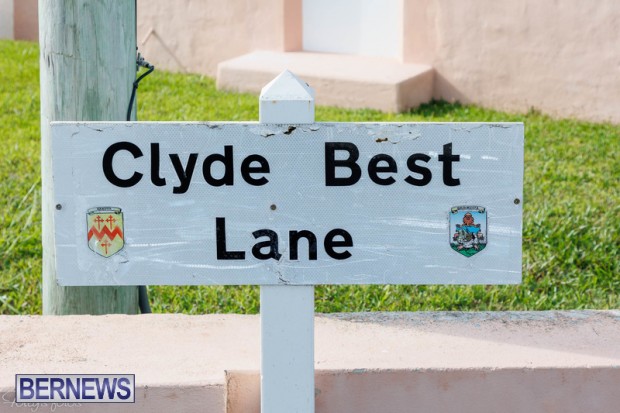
top-left (259, 70), bottom-right (315, 413)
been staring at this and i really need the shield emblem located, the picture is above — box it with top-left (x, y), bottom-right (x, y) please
top-left (86, 207), bottom-right (125, 257)
top-left (450, 206), bottom-right (487, 257)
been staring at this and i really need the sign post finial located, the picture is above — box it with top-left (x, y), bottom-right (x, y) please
top-left (259, 70), bottom-right (315, 124)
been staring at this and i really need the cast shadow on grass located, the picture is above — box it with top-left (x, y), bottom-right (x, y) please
top-left (408, 100), bottom-right (465, 118)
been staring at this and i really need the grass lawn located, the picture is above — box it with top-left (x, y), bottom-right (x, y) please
top-left (1, 40), bottom-right (618, 314)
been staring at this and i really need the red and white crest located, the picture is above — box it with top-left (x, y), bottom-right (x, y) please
top-left (86, 207), bottom-right (124, 257)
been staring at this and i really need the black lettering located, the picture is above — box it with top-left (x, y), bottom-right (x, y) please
top-left (241, 154), bottom-right (270, 186)
top-left (289, 230), bottom-right (318, 260)
top-left (405, 153), bottom-right (432, 186)
top-left (252, 229), bottom-right (282, 260)
top-left (169, 153), bottom-right (198, 194)
top-left (102, 141), bottom-right (143, 187)
top-left (150, 143), bottom-right (166, 186)
top-left (216, 217), bottom-right (245, 259)
top-left (325, 142), bottom-right (362, 186)
top-left (203, 145), bottom-right (234, 186)
top-left (324, 229), bottom-right (353, 260)
top-left (438, 142), bottom-right (460, 186)
top-left (368, 154), bottom-right (397, 185)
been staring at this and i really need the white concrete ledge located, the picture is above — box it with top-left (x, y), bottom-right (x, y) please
top-left (216, 51), bottom-right (434, 113)
top-left (1, 311), bottom-right (619, 412)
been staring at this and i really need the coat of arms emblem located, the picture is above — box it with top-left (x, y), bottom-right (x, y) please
top-left (86, 207), bottom-right (124, 257)
top-left (450, 206), bottom-right (487, 257)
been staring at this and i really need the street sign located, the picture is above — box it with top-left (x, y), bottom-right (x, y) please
top-left (52, 121), bottom-right (523, 286)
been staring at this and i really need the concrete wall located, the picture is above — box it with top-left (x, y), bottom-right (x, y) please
top-left (1, 312), bottom-right (619, 413)
top-left (136, 0), bottom-right (301, 75)
top-left (403, 0), bottom-right (620, 123)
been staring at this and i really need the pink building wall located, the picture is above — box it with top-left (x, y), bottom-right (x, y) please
top-left (404, 0), bottom-right (620, 123)
top-left (136, 0), bottom-right (301, 75)
top-left (7, 0), bottom-right (620, 123)
top-left (13, 0), bottom-right (37, 42)
top-left (139, 0), bottom-right (620, 123)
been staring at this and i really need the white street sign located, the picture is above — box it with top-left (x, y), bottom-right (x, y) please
top-left (52, 121), bottom-right (523, 286)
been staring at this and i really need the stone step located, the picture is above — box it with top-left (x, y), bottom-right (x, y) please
top-left (217, 51), bottom-right (434, 113)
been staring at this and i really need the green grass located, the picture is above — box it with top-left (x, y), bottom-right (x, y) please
top-left (1, 39), bottom-right (619, 314)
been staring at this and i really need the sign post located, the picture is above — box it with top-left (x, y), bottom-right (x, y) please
top-left (50, 72), bottom-right (524, 412)
top-left (259, 71), bottom-right (315, 413)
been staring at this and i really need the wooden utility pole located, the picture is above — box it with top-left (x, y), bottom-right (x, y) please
top-left (39, 0), bottom-right (139, 314)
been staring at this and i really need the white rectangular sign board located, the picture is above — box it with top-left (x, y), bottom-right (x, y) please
top-left (52, 122), bottom-right (523, 286)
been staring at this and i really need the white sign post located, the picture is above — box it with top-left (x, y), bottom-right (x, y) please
top-left (51, 71), bottom-right (524, 413)
top-left (259, 71), bottom-right (315, 413)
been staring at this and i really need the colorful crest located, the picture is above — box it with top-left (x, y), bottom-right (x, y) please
top-left (449, 206), bottom-right (487, 257)
top-left (86, 207), bottom-right (124, 257)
